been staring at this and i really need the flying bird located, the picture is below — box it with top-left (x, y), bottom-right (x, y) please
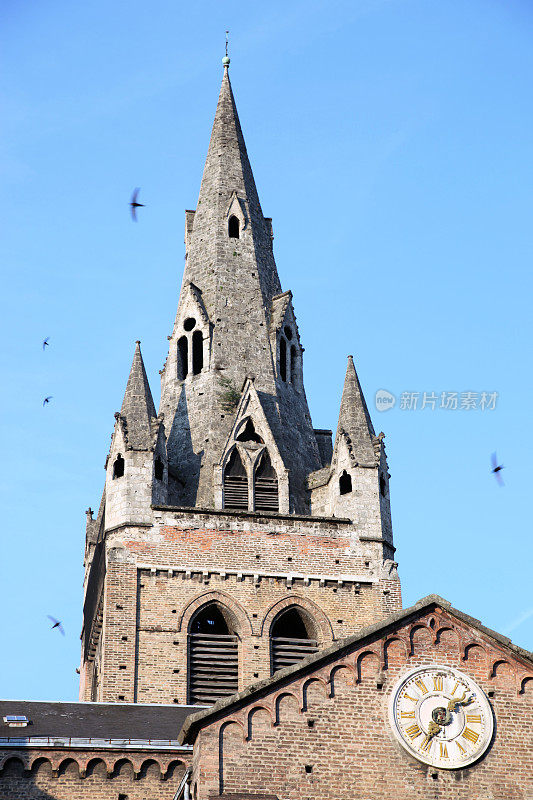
top-left (42, 337), bottom-right (50, 350)
top-left (47, 616), bottom-right (65, 636)
top-left (129, 187), bottom-right (145, 221)
top-left (43, 396), bottom-right (53, 407)
top-left (491, 452), bottom-right (504, 486)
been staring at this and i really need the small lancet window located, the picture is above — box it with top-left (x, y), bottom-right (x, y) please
top-left (192, 330), bottom-right (203, 375)
top-left (254, 450), bottom-right (279, 512)
top-left (284, 326), bottom-right (293, 340)
top-left (223, 449), bottom-right (248, 510)
top-left (178, 336), bottom-right (188, 380)
top-left (290, 345), bottom-right (297, 384)
top-left (279, 337), bottom-right (287, 382)
top-left (228, 215), bottom-right (240, 239)
top-left (154, 457), bottom-right (164, 481)
top-left (339, 470), bottom-right (352, 495)
top-left (113, 454), bottom-right (125, 479)
top-left (236, 418), bottom-right (264, 444)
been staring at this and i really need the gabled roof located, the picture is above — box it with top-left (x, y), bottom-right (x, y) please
top-left (179, 594), bottom-right (533, 744)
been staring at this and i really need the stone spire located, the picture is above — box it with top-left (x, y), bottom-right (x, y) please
top-left (159, 65), bottom-right (322, 512)
top-left (335, 356), bottom-right (377, 464)
top-left (120, 341), bottom-right (157, 450)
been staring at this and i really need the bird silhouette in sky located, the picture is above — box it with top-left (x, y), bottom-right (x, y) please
top-left (47, 616), bottom-right (65, 636)
top-left (43, 396), bottom-right (53, 407)
top-left (491, 452), bottom-right (504, 486)
top-left (129, 188), bottom-right (145, 221)
top-left (42, 337), bottom-right (50, 351)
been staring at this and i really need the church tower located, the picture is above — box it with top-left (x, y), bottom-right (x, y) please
top-left (80, 58), bottom-right (400, 707)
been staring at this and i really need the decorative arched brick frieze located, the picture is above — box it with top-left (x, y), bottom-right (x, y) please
top-left (328, 662), bottom-right (355, 697)
top-left (355, 650), bottom-right (381, 684)
top-left (259, 595), bottom-right (334, 641)
top-left (85, 756), bottom-right (110, 778)
top-left (490, 658), bottom-right (516, 683)
top-left (138, 758), bottom-right (162, 780)
top-left (111, 757), bottom-right (135, 778)
top-left (163, 758), bottom-right (187, 780)
top-left (219, 720), bottom-right (246, 796)
top-left (246, 705), bottom-right (274, 740)
top-left (382, 636), bottom-right (409, 670)
top-left (408, 623), bottom-right (432, 655)
top-left (177, 589), bottom-right (253, 636)
top-left (302, 676), bottom-right (329, 711)
top-left (434, 625), bottom-right (461, 649)
top-left (519, 675), bottom-right (533, 695)
top-left (29, 755), bottom-right (53, 774)
top-left (0, 755), bottom-right (27, 774)
top-left (462, 641), bottom-right (489, 671)
top-left (274, 691), bottom-right (300, 724)
top-left (57, 757), bottom-right (80, 778)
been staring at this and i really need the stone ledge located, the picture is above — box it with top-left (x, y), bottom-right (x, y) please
top-left (151, 505), bottom-right (352, 525)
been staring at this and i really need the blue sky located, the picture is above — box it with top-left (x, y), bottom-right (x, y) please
top-left (1, 0), bottom-right (532, 700)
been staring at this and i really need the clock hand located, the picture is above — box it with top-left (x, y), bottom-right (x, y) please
top-left (447, 690), bottom-right (474, 713)
top-left (421, 720), bottom-right (441, 750)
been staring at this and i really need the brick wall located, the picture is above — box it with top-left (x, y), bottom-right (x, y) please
top-left (190, 608), bottom-right (533, 800)
top-left (82, 512), bottom-right (400, 704)
top-left (0, 748), bottom-right (187, 800)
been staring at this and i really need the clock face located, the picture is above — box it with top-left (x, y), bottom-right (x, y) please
top-left (389, 665), bottom-right (493, 769)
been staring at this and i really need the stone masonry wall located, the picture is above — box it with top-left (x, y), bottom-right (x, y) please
top-left (191, 609), bottom-right (533, 800)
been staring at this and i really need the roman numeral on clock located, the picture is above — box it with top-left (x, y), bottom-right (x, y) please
top-left (433, 675), bottom-right (444, 691)
top-left (439, 742), bottom-right (449, 758)
top-left (400, 711), bottom-right (416, 719)
top-left (414, 679), bottom-right (428, 695)
top-left (402, 693), bottom-right (417, 703)
top-left (462, 727), bottom-right (479, 744)
top-left (466, 714), bottom-right (482, 724)
top-left (405, 723), bottom-right (422, 740)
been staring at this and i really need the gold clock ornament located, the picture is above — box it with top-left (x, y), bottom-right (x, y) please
top-left (388, 665), bottom-right (494, 769)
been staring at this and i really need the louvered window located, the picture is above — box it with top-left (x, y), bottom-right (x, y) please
top-left (270, 607), bottom-right (318, 675)
top-left (254, 450), bottom-right (278, 512)
top-left (223, 449), bottom-right (248, 510)
top-left (188, 606), bottom-right (239, 705)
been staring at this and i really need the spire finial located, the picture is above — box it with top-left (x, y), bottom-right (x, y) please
top-left (222, 31), bottom-right (230, 68)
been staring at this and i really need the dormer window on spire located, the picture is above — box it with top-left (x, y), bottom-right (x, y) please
top-left (177, 317), bottom-right (205, 380)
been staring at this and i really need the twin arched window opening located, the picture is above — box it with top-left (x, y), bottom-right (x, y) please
top-left (177, 318), bottom-right (204, 380)
top-left (187, 602), bottom-right (319, 704)
top-left (223, 420), bottom-right (279, 512)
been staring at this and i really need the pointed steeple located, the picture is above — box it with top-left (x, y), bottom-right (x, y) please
top-left (335, 356), bottom-right (377, 464)
top-left (120, 341), bottom-right (157, 450)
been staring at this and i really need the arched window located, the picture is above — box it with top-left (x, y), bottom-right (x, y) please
top-left (223, 449), bottom-right (248, 510)
top-left (279, 336), bottom-right (287, 382)
top-left (339, 470), bottom-right (352, 495)
top-left (154, 457), bottom-right (164, 481)
top-left (290, 345), bottom-right (297, 385)
top-left (192, 330), bottom-right (203, 374)
top-left (270, 607), bottom-right (318, 675)
top-left (236, 418), bottom-right (264, 444)
top-left (113, 454), bottom-right (125, 479)
top-left (178, 336), bottom-right (188, 380)
top-left (254, 450), bottom-right (279, 512)
top-left (188, 604), bottom-right (239, 704)
top-left (228, 215), bottom-right (240, 238)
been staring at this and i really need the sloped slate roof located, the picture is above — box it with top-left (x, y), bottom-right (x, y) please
top-left (0, 701), bottom-right (201, 742)
top-left (180, 594), bottom-right (533, 744)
